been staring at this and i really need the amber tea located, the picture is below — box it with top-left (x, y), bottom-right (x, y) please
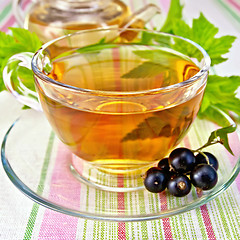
top-left (35, 45), bottom-right (205, 172)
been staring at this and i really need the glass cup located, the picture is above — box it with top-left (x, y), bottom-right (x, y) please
top-left (3, 28), bottom-right (210, 191)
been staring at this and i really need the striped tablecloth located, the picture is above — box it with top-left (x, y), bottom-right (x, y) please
top-left (1, 0), bottom-right (240, 239)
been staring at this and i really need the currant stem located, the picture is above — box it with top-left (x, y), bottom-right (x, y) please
top-left (193, 140), bottom-right (222, 153)
top-left (198, 152), bottom-right (210, 164)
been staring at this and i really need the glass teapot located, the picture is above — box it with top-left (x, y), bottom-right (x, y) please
top-left (13, 0), bottom-right (161, 43)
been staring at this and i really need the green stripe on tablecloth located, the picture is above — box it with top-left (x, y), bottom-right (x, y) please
top-left (138, 191), bottom-right (148, 239)
top-left (214, 140), bottom-right (240, 238)
top-left (218, 189), bottom-right (240, 238)
top-left (99, 175), bottom-right (105, 239)
top-left (0, 3), bottom-right (11, 22)
top-left (93, 218), bottom-right (97, 240)
top-left (82, 218), bottom-right (88, 239)
top-left (177, 197), bottom-right (191, 238)
top-left (207, 200), bottom-right (225, 238)
top-left (150, 194), bottom-right (164, 239)
top-left (168, 196), bottom-right (185, 239)
top-left (218, 0), bottom-right (240, 22)
top-left (214, 196), bottom-right (234, 238)
top-left (186, 211), bottom-right (198, 239)
top-left (81, 169), bottom-right (91, 240)
top-left (100, 188), bottom-right (107, 239)
top-left (93, 172), bottom-right (114, 240)
top-left (23, 204), bottom-right (40, 240)
top-left (226, 188), bottom-right (240, 237)
top-left (23, 131), bottom-right (55, 240)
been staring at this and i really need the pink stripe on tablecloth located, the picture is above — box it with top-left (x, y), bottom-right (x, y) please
top-left (118, 221), bottom-right (126, 240)
top-left (227, 0), bottom-right (240, 11)
top-left (158, 0), bottom-right (171, 13)
top-left (1, 15), bottom-right (16, 31)
top-left (159, 192), bottom-right (173, 239)
top-left (183, 136), bottom-right (191, 149)
top-left (23, 0), bottom-right (32, 8)
top-left (0, 0), bottom-right (32, 31)
top-left (199, 205), bottom-right (216, 240)
top-left (225, 129), bottom-right (240, 193)
top-left (38, 143), bottom-right (81, 240)
top-left (117, 176), bottom-right (126, 240)
top-left (184, 136), bottom-right (216, 240)
top-left (0, 1), bottom-right (9, 9)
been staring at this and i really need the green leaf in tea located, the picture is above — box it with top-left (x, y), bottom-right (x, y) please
top-left (122, 107), bottom-right (194, 142)
top-left (122, 116), bottom-right (168, 141)
top-left (132, 49), bottom-right (189, 64)
top-left (121, 49), bottom-right (181, 79)
top-left (121, 49), bottom-right (196, 83)
top-left (121, 61), bottom-right (168, 79)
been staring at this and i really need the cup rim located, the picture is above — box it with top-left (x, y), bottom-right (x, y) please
top-left (31, 27), bottom-right (211, 97)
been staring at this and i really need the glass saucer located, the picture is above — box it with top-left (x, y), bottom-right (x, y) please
top-left (1, 109), bottom-right (240, 222)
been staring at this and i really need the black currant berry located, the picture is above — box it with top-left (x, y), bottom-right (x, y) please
top-left (195, 152), bottom-right (219, 170)
top-left (144, 167), bottom-right (168, 193)
top-left (158, 158), bottom-right (170, 173)
top-left (190, 164), bottom-right (218, 190)
top-left (169, 148), bottom-right (196, 173)
top-left (167, 175), bottom-right (192, 197)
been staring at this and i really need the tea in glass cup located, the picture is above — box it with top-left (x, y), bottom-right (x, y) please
top-left (3, 28), bottom-right (210, 191)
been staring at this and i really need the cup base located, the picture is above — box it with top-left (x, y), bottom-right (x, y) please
top-left (70, 155), bottom-right (154, 192)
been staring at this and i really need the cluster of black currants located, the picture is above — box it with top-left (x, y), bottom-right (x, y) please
top-left (144, 148), bottom-right (219, 197)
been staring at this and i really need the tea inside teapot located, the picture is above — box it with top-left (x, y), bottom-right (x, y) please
top-left (13, 0), bottom-right (161, 43)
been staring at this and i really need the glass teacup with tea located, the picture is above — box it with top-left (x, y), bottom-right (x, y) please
top-left (3, 28), bottom-right (210, 191)
top-left (13, 0), bottom-right (161, 43)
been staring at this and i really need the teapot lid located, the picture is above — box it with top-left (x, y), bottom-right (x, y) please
top-left (53, 0), bottom-right (111, 12)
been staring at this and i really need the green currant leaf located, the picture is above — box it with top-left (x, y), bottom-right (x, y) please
top-left (17, 67), bottom-right (35, 91)
top-left (172, 13), bottom-right (236, 66)
top-left (199, 75), bottom-right (240, 125)
top-left (9, 27), bottom-right (42, 52)
top-left (160, 0), bottom-right (184, 34)
top-left (0, 28), bottom-right (42, 91)
top-left (207, 124), bottom-right (236, 155)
